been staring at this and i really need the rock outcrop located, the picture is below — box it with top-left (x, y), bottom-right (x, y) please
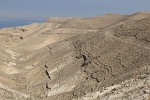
top-left (0, 12), bottom-right (150, 100)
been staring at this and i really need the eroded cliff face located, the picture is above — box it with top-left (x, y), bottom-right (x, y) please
top-left (0, 12), bottom-right (150, 100)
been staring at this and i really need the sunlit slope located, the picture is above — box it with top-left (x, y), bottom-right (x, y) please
top-left (0, 12), bottom-right (149, 100)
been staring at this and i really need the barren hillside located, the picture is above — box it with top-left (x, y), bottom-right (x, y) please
top-left (0, 12), bottom-right (150, 100)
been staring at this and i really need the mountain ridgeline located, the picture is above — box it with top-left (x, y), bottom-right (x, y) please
top-left (0, 12), bottom-right (150, 100)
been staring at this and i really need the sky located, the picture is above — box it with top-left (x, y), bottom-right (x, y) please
top-left (0, 0), bottom-right (150, 18)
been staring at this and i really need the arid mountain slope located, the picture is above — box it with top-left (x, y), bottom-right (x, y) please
top-left (0, 12), bottom-right (150, 100)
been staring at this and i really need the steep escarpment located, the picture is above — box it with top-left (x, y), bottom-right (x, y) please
top-left (0, 12), bottom-right (150, 100)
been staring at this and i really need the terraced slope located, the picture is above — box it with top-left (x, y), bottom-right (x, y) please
top-left (0, 12), bottom-right (150, 100)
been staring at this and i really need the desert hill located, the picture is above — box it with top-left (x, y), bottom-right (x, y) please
top-left (0, 12), bottom-right (150, 100)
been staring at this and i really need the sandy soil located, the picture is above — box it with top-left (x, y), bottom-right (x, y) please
top-left (0, 12), bottom-right (150, 100)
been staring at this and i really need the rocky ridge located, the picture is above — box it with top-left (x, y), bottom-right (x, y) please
top-left (0, 12), bottom-right (150, 100)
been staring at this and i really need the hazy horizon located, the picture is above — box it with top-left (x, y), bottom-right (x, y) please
top-left (0, 0), bottom-right (150, 18)
top-left (0, 0), bottom-right (150, 28)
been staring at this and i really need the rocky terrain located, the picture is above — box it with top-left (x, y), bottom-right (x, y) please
top-left (0, 12), bottom-right (150, 100)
